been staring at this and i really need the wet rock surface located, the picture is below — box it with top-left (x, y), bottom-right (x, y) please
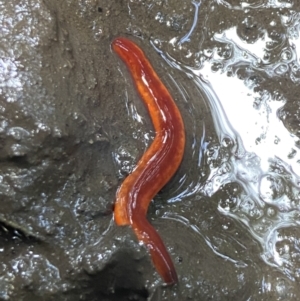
top-left (1, 0), bottom-right (300, 300)
top-left (0, 0), bottom-right (140, 300)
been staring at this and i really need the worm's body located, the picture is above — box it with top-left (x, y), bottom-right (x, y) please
top-left (112, 37), bottom-right (185, 285)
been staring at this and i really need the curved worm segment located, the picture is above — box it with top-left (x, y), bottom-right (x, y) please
top-left (112, 37), bottom-right (185, 285)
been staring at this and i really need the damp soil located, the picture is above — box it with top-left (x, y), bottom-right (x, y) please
top-left (1, 0), bottom-right (300, 300)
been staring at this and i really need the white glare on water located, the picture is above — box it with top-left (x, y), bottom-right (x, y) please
top-left (201, 58), bottom-right (300, 175)
top-left (196, 26), bottom-right (300, 280)
top-left (163, 24), bottom-right (300, 282)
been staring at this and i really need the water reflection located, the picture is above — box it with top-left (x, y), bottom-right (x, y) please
top-left (151, 19), bottom-right (300, 286)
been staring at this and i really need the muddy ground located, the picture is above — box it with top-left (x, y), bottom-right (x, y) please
top-left (1, 0), bottom-right (300, 300)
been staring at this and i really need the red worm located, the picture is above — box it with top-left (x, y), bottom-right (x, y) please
top-left (112, 37), bottom-right (185, 285)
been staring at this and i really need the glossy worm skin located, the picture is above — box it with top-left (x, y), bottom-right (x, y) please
top-left (112, 37), bottom-right (185, 285)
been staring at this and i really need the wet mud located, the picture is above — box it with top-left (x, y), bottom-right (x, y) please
top-left (1, 0), bottom-right (300, 300)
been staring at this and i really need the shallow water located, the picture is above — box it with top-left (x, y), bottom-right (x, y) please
top-left (124, 0), bottom-right (300, 299)
top-left (2, 0), bottom-right (300, 300)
